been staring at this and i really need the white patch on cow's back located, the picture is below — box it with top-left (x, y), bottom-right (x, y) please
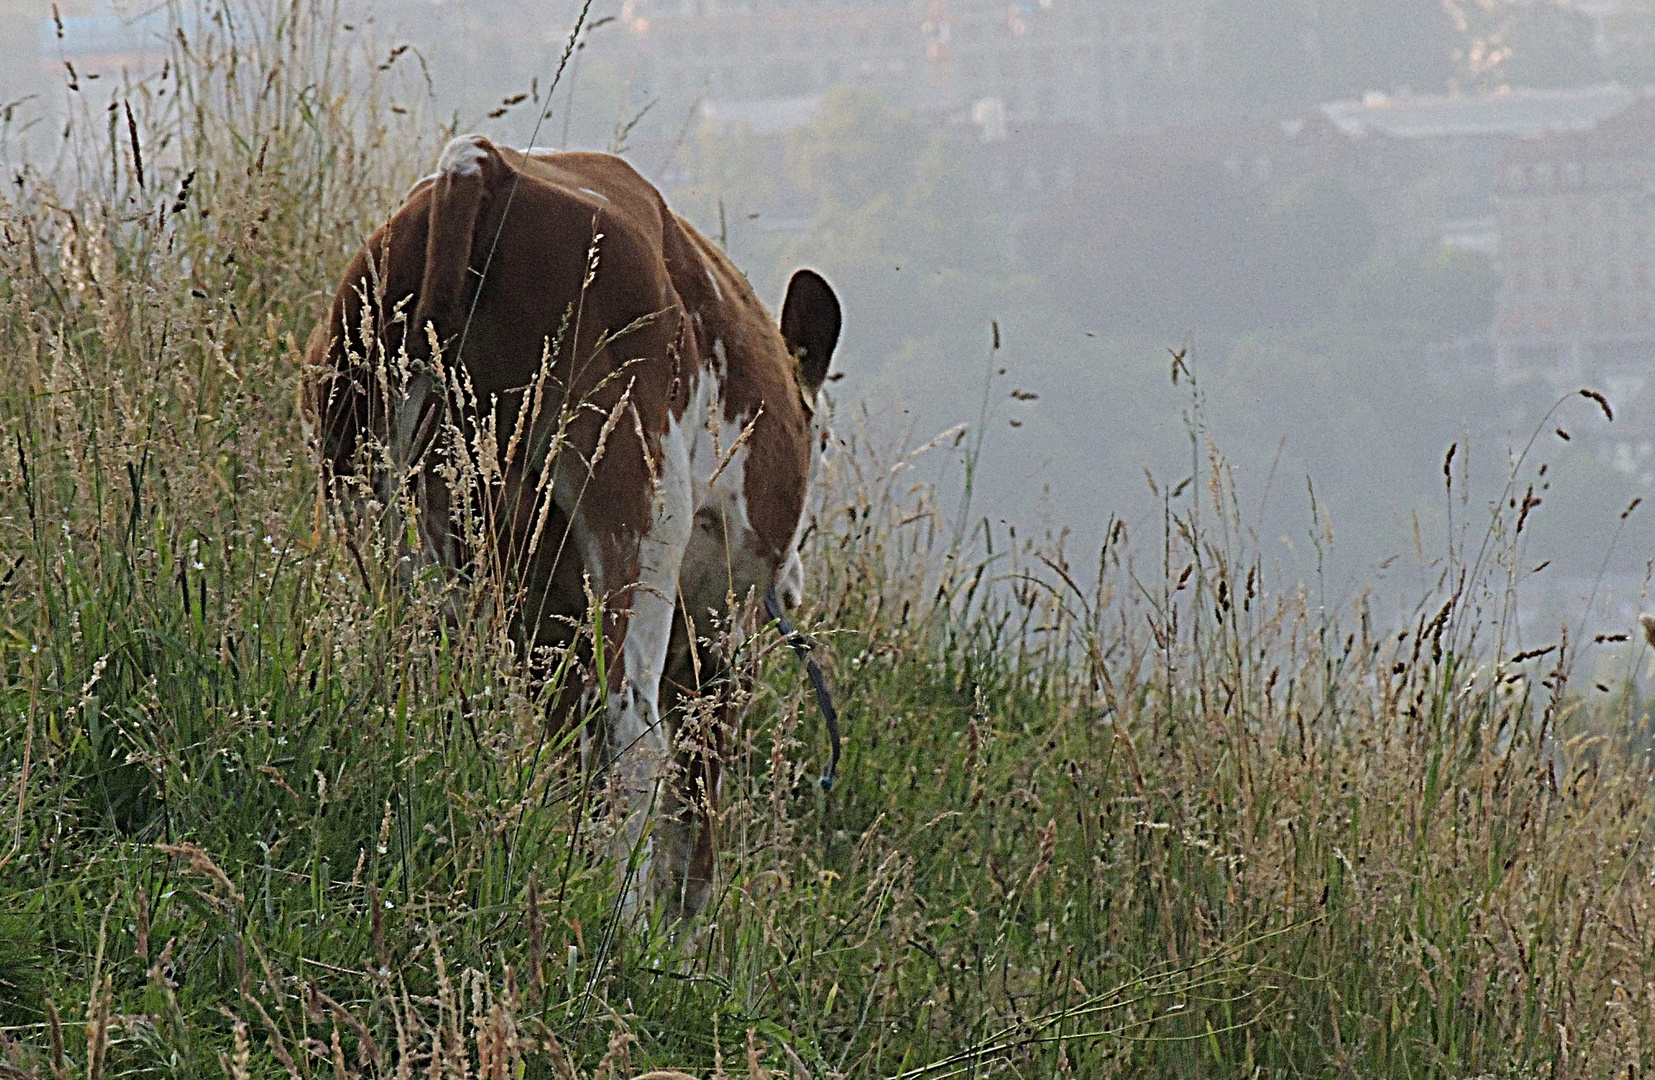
top-left (578, 186), bottom-right (611, 203)
top-left (705, 269), bottom-right (723, 302)
top-left (406, 172), bottom-right (440, 198)
top-left (519, 145), bottom-right (560, 156)
top-left (437, 134), bottom-right (489, 177)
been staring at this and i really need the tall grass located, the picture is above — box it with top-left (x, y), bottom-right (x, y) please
top-left (4, 1), bottom-right (1655, 1076)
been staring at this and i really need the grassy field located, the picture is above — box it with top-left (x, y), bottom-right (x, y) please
top-left (5, 2), bottom-right (1655, 1076)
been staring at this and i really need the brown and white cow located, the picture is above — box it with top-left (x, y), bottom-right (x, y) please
top-left (305, 134), bottom-right (841, 919)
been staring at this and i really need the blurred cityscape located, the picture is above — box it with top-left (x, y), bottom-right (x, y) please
top-left (10, 0), bottom-right (1655, 629)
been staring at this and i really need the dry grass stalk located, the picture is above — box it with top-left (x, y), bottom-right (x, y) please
top-left (156, 842), bottom-right (243, 905)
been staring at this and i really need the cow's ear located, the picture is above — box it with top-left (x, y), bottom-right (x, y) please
top-left (780, 268), bottom-right (841, 397)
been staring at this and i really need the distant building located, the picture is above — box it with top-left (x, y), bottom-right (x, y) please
top-left (620, 0), bottom-right (924, 112)
top-left (1492, 95), bottom-right (1655, 410)
top-left (618, 0), bottom-right (1204, 134)
top-left (930, 0), bottom-right (1206, 131)
top-left (1587, 0), bottom-right (1655, 65)
top-left (1310, 82), bottom-right (1655, 450)
top-left (1320, 85), bottom-right (1641, 260)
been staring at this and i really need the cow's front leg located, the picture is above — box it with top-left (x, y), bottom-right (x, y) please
top-left (608, 415), bottom-right (696, 921)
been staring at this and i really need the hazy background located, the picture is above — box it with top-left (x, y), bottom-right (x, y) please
top-left (9, 0), bottom-right (1655, 638)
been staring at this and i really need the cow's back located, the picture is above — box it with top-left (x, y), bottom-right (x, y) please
top-left (311, 142), bottom-right (696, 569)
top-left (307, 137), bottom-right (817, 624)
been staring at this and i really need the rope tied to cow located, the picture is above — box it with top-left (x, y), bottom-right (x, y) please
top-left (763, 585), bottom-right (841, 791)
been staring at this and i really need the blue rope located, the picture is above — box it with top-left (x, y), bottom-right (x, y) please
top-left (764, 585), bottom-right (841, 791)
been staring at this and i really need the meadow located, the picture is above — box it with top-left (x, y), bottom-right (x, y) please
top-left (4, 1), bottom-right (1655, 1076)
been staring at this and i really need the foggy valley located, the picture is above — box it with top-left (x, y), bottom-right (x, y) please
top-left (9, 0), bottom-right (1655, 637)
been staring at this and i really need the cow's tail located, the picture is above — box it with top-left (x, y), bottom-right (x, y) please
top-left (412, 133), bottom-right (503, 354)
top-left (389, 134), bottom-right (503, 540)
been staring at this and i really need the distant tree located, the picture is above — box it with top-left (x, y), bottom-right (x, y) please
top-left (557, 57), bottom-right (642, 152)
top-left (667, 120), bottom-right (776, 259)
top-left (1203, 0), bottom-right (1319, 120)
top-left (1029, 159), bottom-right (1376, 335)
top-left (1030, 158), bottom-right (1268, 333)
top-left (1448, 0), bottom-right (1604, 90)
top-left (1316, 0), bottom-right (1459, 98)
top-left (783, 86), bottom-right (999, 275)
top-left (1266, 177), bottom-right (1377, 320)
top-left (1604, 1), bottom-right (1655, 84)
top-left (1207, 1), bottom-right (1602, 109)
top-left (786, 86), bottom-right (931, 216)
top-left (1342, 247), bottom-right (1499, 336)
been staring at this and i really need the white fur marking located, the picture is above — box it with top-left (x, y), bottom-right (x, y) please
top-left (678, 390), bottom-right (772, 624)
top-left (611, 385), bottom-right (700, 918)
top-left (601, 356), bottom-right (817, 918)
